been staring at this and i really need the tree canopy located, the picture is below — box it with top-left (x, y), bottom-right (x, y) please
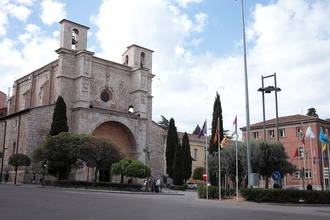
top-left (158, 115), bottom-right (170, 129)
top-left (165, 118), bottom-right (180, 178)
top-left (209, 92), bottom-right (223, 154)
top-left (182, 132), bottom-right (192, 182)
top-left (307, 107), bottom-right (319, 118)
top-left (49, 96), bottom-right (69, 136)
top-left (9, 153), bottom-right (31, 184)
top-left (192, 125), bottom-right (201, 135)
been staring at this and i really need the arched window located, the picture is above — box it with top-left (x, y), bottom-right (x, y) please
top-left (125, 55), bottom-right (129, 65)
top-left (140, 52), bottom-right (145, 68)
top-left (71, 28), bottom-right (79, 50)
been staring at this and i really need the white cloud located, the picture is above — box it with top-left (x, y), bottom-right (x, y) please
top-left (6, 4), bottom-right (31, 21)
top-left (0, 0), bottom-right (32, 36)
top-left (175, 0), bottom-right (203, 8)
top-left (0, 23), bottom-right (58, 94)
top-left (91, 0), bottom-right (330, 133)
top-left (40, 0), bottom-right (66, 25)
top-left (15, 0), bottom-right (34, 5)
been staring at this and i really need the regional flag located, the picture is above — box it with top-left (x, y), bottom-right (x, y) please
top-left (292, 148), bottom-right (299, 158)
top-left (322, 143), bottom-right (327, 152)
top-left (198, 120), bottom-right (207, 138)
top-left (232, 115), bottom-right (237, 135)
top-left (319, 128), bottom-right (328, 152)
top-left (306, 126), bottom-right (316, 138)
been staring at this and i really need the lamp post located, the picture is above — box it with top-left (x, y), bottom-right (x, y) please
top-left (257, 73), bottom-right (281, 141)
top-left (239, 0), bottom-right (252, 186)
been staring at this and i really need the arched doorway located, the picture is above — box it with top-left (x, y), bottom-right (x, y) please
top-left (92, 121), bottom-right (137, 182)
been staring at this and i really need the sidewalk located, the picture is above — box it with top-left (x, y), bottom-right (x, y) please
top-left (1, 183), bottom-right (186, 196)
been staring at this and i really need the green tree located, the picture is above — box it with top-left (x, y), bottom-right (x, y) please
top-left (307, 107), bottom-right (319, 118)
top-left (125, 160), bottom-right (151, 179)
top-left (209, 92), bottom-right (223, 154)
top-left (33, 132), bottom-right (85, 180)
top-left (158, 115), bottom-right (170, 129)
top-left (166, 118), bottom-right (180, 178)
top-left (80, 136), bottom-right (122, 182)
top-left (8, 153), bottom-right (31, 184)
top-left (192, 125), bottom-right (201, 135)
top-left (112, 158), bottom-right (132, 183)
top-left (192, 167), bottom-right (205, 180)
top-left (182, 132), bottom-right (192, 182)
top-left (49, 96), bottom-right (69, 136)
top-left (172, 142), bottom-right (184, 185)
top-left (251, 141), bottom-right (296, 188)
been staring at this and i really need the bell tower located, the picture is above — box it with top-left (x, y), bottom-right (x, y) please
top-left (59, 19), bottom-right (89, 51)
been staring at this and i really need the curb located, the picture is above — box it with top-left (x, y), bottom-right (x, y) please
top-left (39, 185), bottom-right (185, 196)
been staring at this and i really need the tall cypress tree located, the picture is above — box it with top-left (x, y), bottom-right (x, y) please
top-left (209, 92), bottom-right (223, 154)
top-left (166, 118), bottom-right (179, 178)
top-left (172, 142), bottom-right (184, 185)
top-left (49, 96), bottom-right (69, 136)
top-left (182, 132), bottom-right (192, 183)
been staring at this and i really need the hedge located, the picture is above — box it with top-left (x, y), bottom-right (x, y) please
top-left (197, 186), bottom-right (235, 199)
top-left (240, 188), bottom-right (330, 204)
top-left (43, 180), bottom-right (143, 191)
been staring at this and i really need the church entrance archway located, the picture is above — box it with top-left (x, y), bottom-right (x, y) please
top-left (92, 121), bottom-right (137, 182)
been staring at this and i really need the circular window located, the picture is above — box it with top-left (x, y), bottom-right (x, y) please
top-left (101, 91), bottom-right (110, 102)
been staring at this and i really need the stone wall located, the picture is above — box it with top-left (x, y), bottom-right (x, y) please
top-left (149, 122), bottom-right (166, 178)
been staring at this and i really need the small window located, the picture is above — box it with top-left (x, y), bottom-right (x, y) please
top-left (305, 169), bottom-right (312, 179)
top-left (140, 52), bottom-right (145, 68)
top-left (124, 55), bottom-right (129, 65)
top-left (296, 127), bottom-right (303, 137)
top-left (252, 132), bottom-right (259, 139)
top-left (298, 147), bottom-right (304, 158)
top-left (71, 28), bottom-right (79, 50)
top-left (294, 171), bottom-right (300, 179)
top-left (194, 149), bottom-right (198, 160)
top-left (268, 130), bottom-right (275, 138)
top-left (12, 142), bottom-right (16, 155)
top-left (279, 128), bottom-right (286, 138)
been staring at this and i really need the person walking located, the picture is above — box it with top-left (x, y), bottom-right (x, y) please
top-left (4, 171), bottom-right (9, 183)
top-left (156, 177), bottom-right (161, 193)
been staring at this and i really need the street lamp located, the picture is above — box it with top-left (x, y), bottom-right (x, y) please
top-left (257, 73), bottom-right (281, 141)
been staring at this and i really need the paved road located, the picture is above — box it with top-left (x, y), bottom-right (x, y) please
top-left (1, 184), bottom-right (330, 220)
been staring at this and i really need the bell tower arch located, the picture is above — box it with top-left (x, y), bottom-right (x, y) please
top-left (59, 19), bottom-right (89, 51)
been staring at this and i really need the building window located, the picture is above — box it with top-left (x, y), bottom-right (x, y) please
top-left (12, 142), bottom-right (16, 155)
top-left (194, 149), bottom-right (198, 160)
top-left (140, 52), bottom-right (145, 68)
top-left (279, 128), bottom-right (286, 138)
top-left (298, 147), bottom-right (304, 158)
top-left (294, 171), bottom-right (300, 179)
top-left (71, 28), bottom-right (79, 50)
top-left (252, 132), bottom-right (259, 139)
top-left (296, 127), bottom-right (304, 137)
top-left (268, 130), bottom-right (275, 138)
top-left (305, 169), bottom-right (312, 179)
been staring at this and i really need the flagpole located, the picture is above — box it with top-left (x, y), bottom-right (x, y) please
top-left (327, 142), bottom-right (330, 189)
top-left (218, 117), bottom-right (221, 200)
top-left (321, 148), bottom-right (326, 190)
top-left (298, 157), bottom-right (302, 189)
top-left (309, 136), bottom-right (315, 187)
top-left (235, 128), bottom-right (239, 200)
top-left (205, 119), bottom-right (208, 200)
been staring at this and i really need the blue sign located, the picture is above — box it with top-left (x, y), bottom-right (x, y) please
top-left (272, 171), bottom-right (281, 181)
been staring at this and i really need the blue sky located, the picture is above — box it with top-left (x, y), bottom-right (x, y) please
top-left (1, 0), bottom-right (330, 134)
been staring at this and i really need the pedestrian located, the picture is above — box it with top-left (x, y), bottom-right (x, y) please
top-left (156, 177), bottom-right (161, 193)
top-left (144, 179), bottom-right (148, 191)
top-left (4, 171), bottom-right (9, 183)
top-left (32, 174), bottom-right (36, 184)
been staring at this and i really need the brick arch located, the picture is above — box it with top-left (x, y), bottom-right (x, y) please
top-left (92, 121), bottom-right (137, 159)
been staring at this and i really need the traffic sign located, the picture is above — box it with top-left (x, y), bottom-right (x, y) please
top-left (272, 171), bottom-right (281, 181)
top-left (202, 171), bottom-right (207, 180)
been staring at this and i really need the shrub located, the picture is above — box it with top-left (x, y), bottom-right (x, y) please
top-left (197, 185), bottom-right (235, 199)
top-left (43, 180), bottom-right (143, 191)
top-left (240, 188), bottom-right (330, 204)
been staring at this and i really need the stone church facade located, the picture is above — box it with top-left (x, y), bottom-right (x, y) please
top-left (0, 20), bottom-right (166, 183)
